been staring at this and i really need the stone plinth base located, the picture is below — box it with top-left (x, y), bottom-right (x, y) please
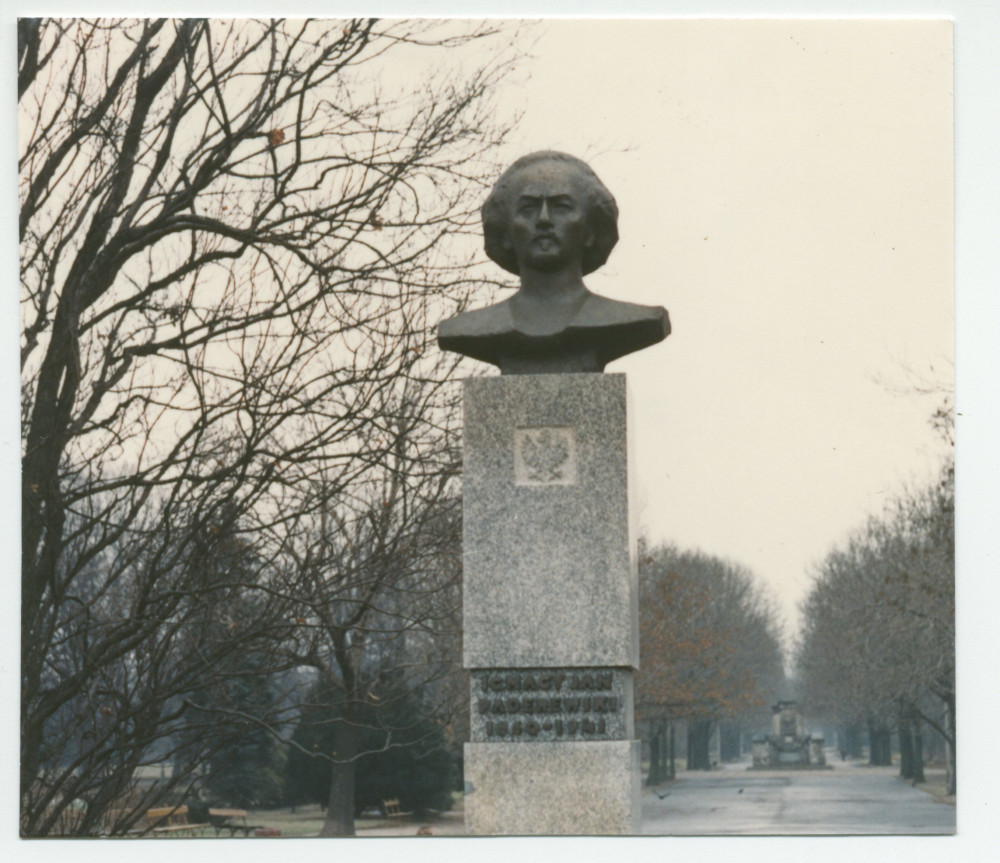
top-left (462, 374), bottom-right (638, 670)
top-left (463, 740), bottom-right (640, 835)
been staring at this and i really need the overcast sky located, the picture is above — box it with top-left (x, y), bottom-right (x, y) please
top-left (473, 18), bottom-right (954, 637)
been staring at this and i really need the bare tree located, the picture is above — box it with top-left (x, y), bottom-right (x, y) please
top-left (19, 17), bottom-right (518, 835)
top-left (269, 380), bottom-right (465, 835)
top-left (796, 451), bottom-right (954, 790)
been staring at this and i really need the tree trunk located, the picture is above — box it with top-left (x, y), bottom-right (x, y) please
top-left (898, 712), bottom-right (914, 780)
top-left (878, 727), bottom-right (892, 765)
top-left (720, 721), bottom-right (741, 762)
top-left (844, 721), bottom-right (863, 758)
top-left (911, 713), bottom-right (926, 784)
top-left (867, 719), bottom-right (892, 766)
top-left (667, 720), bottom-right (676, 779)
top-left (647, 723), bottom-right (663, 786)
top-left (943, 692), bottom-right (956, 795)
top-left (687, 719), bottom-right (712, 770)
top-left (320, 716), bottom-right (361, 836)
top-left (924, 721), bottom-right (944, 761)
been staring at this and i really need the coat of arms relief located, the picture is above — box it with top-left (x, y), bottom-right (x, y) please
top-left (514, 427), bottom-right (577, 486)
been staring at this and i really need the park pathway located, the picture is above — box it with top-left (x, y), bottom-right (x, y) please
top-left (641, 754), bottom-right (955, 835)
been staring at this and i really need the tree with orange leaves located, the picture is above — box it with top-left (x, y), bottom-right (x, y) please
top-left (637, 543), bottom-right (785, 779)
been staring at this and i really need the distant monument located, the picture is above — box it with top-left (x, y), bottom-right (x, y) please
top-left (439, 152), bottom-right (669, 834)
top-left (751, 701), bottom-right (829, 770)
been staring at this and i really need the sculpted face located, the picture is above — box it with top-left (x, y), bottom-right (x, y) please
top-left (502, 161), bottom-right (594, 274)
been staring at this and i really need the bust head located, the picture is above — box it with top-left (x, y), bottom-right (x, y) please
top-left (482, 151), bottom-right (619, 276)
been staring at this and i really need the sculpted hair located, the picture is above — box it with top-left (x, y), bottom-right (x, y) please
top-left (482, 151), bottom-right (619, 276)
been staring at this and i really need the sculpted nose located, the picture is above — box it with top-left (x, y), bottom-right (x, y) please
top-left (536, 200), bottom-right (552, 226)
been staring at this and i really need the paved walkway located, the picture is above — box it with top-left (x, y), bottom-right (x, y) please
top-left (350, 756), bottom-right (953, 836)
top-left (641, 757), bottom-right (955, 835)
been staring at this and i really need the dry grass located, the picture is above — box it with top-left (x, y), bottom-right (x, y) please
top-left (242, 804), bottom-right (325, 837)
top-left (911, 768), bottom-right (955, 805)
top-left (238, 795), bottom-right (467, 838)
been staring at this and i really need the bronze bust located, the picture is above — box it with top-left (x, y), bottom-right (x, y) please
top-left (438, 151), bottom-right (670, 374)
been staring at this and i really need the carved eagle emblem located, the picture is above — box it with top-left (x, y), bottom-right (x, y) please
top-left (521, 429), bottom-right (570, 482)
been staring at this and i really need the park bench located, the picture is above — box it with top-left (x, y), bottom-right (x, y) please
top-left (146, 805), bottom-right (210, 837)
top-left (207, 808), bottom-right (264, 837)
top-left (382, 798), bottom-right (413, 823)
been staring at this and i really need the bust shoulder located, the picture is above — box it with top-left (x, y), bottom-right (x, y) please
top-left (439, 291), bottom-right (666, 340)
top-left (573, 293), bottom-right (670, 331)
top-left (438, 297), bottom-right (515, 340)
top-left (437, 290), bottom-right (669, 374)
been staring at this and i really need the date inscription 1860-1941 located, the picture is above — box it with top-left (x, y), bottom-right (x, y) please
top-left (470, 668), bottom-right (628, 742)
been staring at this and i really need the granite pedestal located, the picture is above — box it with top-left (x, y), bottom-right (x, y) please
top-left (461, 373), bottom-right (640, 834)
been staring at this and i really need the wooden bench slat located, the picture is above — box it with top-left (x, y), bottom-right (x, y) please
top-left (145, 804), bottom-right (209, 836)
top-left (207, 807), bottom-right (263, 837)
top-left (208, 808), bottom-right (248, 818)
top-left (382, 798), bottom-right (413, 821)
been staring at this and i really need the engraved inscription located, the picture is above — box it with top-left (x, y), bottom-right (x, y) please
top-left (470, 667), bottom-right (630, 742)
top-left (514, 427), bottom-right (576, 486)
